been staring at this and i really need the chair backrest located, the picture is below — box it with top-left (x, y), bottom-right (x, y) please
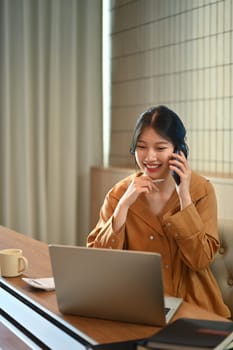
top-left (210, 219), bottom-right (233, 320)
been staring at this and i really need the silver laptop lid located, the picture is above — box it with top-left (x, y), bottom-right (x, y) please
top-left (49, 245), bottom-right (171, 326)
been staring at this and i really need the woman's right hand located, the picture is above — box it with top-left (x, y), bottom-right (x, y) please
top-left (119, 175), bottom-right (158, 208)
top-left (112, 175), bottom-right (159, 233)
top-left (112, 175), bottom-right (156, 232)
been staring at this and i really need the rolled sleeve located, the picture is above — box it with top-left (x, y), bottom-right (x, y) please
top-left (163, 203), bottom-right (219, 270)
top-left (87, 216), bottom-right (125, 249)
top-left (163, 203), bottom-right (204, 240)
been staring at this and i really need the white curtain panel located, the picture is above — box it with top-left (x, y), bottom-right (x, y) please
top-left (0, 0), bottom-right (102, 245)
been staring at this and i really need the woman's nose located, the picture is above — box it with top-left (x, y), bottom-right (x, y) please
top-left (145, 148), bottom-right (157, 161)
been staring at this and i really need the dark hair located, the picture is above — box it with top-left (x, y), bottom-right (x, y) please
top-left (130, 105), bottom-right (188, 158)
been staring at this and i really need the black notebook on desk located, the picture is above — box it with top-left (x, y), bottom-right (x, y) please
top-left (137, 318), bottom-right (233, 350)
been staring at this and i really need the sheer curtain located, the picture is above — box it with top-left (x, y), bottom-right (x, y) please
top-left (0, 0), bottom-right (102, 245)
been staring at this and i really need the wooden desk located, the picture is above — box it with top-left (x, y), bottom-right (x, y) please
top-left (0, 226), bottom-right (229, 346)
top-left (0, 321), bottom-right (32, 350)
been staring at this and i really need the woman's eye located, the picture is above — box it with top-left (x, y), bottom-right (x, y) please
top-left (136, 145), bottom-right (146, 149)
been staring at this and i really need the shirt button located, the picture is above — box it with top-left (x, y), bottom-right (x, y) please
top-left (149, 235), bottom-right (155, 240)
top-left (166, 222), bottom-right (171, 227)
top-left (165, 264), bottom-right (169, 269)
top-left (111, 238), bottom-right (115, 243)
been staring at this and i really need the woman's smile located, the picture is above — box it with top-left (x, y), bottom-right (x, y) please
top-left (143, 162), bottom-right (161, 173)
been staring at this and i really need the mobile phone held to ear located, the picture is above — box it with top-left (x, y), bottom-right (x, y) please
top-left (171, 144), bottom-right (188, 185)
top-left (171, 146), bottom-right (183, 185)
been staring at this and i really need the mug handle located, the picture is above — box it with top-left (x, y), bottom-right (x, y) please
top-left (18, 256), bottom-right (28, 273)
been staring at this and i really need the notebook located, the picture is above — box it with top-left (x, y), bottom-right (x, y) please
top-left (49, 245), bottom-right (182, 326)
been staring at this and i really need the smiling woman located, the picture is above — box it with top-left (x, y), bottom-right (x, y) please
top-left (87, 105), bottom-right (231, 319)
top-left (130, 106), bottom-right (189, 187)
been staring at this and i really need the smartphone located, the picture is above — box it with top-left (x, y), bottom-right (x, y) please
top-left (171, 144), bottom-right (188, 185)
top-left (171, 145), bottom-right (185, 185)
top-left (171, 148), bottom-right (181, 185)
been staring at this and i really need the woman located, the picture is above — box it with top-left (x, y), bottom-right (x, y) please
top-left (87, 105), bottom-right (230, 318)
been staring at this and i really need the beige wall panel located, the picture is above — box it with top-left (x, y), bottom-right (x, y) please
top-left (110, 0), bottom-right (233, 177)
top-left (110, 131), bottom-right (132, 158)
top-left (112, 79), bottom-right (154, 106)
top-left (111, 107), bottom-right (143, 130)
top-left (90, 166), bottom-right (133, 228)
top-left (109, 155), bottom-right (135, 168)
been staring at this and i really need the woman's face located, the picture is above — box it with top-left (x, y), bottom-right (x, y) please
top-left (135, 127), bottom-right (174, 180)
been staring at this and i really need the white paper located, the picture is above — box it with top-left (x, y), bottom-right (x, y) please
top-left (22, 277), bottom-right (55, 291)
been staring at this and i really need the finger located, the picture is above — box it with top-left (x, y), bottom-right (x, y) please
top-left (141, 180), bottom-right (155, 192)
top-left (136, 176), bottom-right (161, 192)
top-left (170, 165), bottom-right (182, 174)
top-left (133, 179), bottom-right (152, 193)
top-left (169, 159), bottom-right (183, 171)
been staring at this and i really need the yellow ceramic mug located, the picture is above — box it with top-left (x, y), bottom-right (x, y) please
top-left (0, 248), bottom-right (28, 277)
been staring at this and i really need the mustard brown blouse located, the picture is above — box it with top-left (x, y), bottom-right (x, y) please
top-left (87, 171), bottom-right (230, 318)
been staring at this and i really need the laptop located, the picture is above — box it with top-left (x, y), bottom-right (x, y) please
top-left (49, 245), bottom-right (182, 326)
